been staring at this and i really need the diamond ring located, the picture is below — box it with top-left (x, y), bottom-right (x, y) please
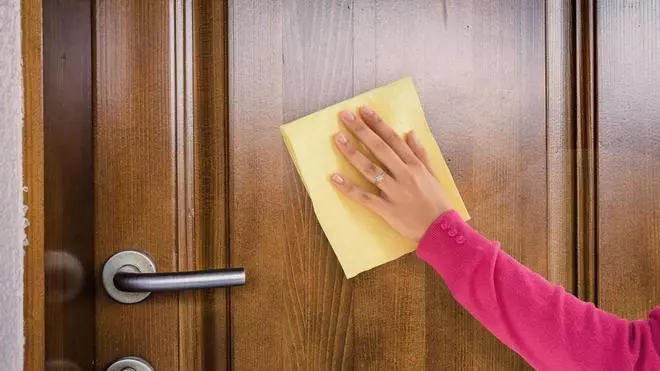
top-left (373, 171), bottom-right (386, 185)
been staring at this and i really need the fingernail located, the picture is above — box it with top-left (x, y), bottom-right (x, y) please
top-left (332, 174), bottom-right (345, 184)
top-left (336, 132), bottom-right (348, 144)
top-left (340, 111), bottom-right (355, 122)
top-left (360, 105), bottom-right (373, 115)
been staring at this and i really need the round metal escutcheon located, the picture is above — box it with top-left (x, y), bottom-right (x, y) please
top-left (106, 356), bottom-right (154, 371)
top-left (102, 251), bottom-right (156, 304)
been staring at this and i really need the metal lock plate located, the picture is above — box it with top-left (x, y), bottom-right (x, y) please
top-left (106, 356), bottom-right (154, 371)
top-left (102, 251), bottom-right (156, 304)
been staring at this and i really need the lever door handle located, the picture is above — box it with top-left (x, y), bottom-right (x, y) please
top-left (103, 250), bottom-right (246, 304)
top-left (114, 268), bottom-right (245, 292)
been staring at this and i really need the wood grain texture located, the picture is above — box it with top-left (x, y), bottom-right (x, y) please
top-left (174, 1), bottom-right (206, 370)
top-left (351, 2), bottom-right (427, 369)
top-left (230, 1), bottom-right (567, 370)
top-left (230, 1), bottom-right (354, 370)
top-left (22, 0), bottom-right (45, 369)
top-left (546, 0), bottom-right (576, 291)
top-left (193, 0), bottom-right (230, 369)
top-left (43, 1), bottom-right (96, 369)
top-left (415, 2), bottom-right (546, 369)
top-left (280, 2), bottom-right (355, 370)
top-left (94, 1), bottom-right (179, 369)
top-left (596, 1), bottom-right (660, 319)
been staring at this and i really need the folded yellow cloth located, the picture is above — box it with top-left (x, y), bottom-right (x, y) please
top-left (280, 77), bottom-right (469, 278)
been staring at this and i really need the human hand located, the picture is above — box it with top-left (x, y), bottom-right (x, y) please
top-left (331, 106), bottom-right (452, 242)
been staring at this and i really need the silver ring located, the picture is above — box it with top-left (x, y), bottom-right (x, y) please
top-left (373, 171), bottom-right (386, 185)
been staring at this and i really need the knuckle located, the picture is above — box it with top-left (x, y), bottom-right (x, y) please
top-left (352, 122), bottom-right (367, 134)
top-left (348, 185), bottom-right (361, 197)
top-left (344, 144), bottom-right (357, 155)
top-left (343, 182), bottom-right (356, 193)
top-left (410, 161), bottom-right (425, 170)
top-left (400, 168), bottom-right (418, 183)
top-left (371, 139), bottom-right (387, 152)
top-left (385, 131), bottom-right (400, 144)
top-left (364, 163), bottom-right (380, 175)
top-left (358, 191), bottom-right (373, 203)
top-left (402, 167), bottom-right (415, 178)
top-left (364, 111), bottom-right (382, 124)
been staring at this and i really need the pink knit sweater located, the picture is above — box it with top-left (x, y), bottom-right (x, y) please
top-left (416, 210), bottom-right (660, 370)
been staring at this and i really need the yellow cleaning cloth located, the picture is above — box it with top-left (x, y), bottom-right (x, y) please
top-left (280, 77), bottom-right (469, 278)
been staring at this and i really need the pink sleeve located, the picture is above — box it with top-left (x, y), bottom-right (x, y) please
top-left (417, 210), bottom-right (660, 370)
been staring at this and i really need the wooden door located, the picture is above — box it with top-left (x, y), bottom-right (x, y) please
top-left (228, 1), bottom-right (573, 370)
top-left (32, 1), bottom-right (660, 370)
top-left (38, 0), bottom-right (574, 370)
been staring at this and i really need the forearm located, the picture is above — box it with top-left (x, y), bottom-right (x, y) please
top-left (417, 211), bottom-right (660, 370)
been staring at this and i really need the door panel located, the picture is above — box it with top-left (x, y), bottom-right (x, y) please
top-left (95, 1), bottom-right (179, 368)
top-left (596, 1), bottom-right (660, 318)
top-left (229, 1), bottom-right (573, 369)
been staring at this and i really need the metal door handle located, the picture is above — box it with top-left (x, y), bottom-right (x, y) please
top-left (103, 250), bottom-right (246, 304)
top-left (114, 268), bottom-right (245, 292)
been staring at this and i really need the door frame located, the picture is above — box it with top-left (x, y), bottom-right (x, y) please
top-left (22, 0), bottom-right (45, 369)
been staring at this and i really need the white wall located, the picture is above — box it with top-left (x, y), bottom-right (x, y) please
top-left (0, 0), bottom-right (24, 369)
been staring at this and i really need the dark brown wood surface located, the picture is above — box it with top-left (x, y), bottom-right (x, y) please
top-left (43, 0), bottom-right (96, 369)
top-left (576, 0), bottom-right (598, 303)
top-left (22, 0), bottom-right (45, 369)
top-left (229, 1), bottom-right (572, 369)
top-left (190, 0), bottom-right (230, 369)
top-left (596, 1), bottom-right (660, 319)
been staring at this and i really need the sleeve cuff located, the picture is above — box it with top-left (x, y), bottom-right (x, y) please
top-left (416, 210), bottom-right (492, 264)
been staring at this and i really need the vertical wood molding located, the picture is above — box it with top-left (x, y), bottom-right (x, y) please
top-left (173, 0), bottom-right (203, 370)
top-left (193, 1), bottom-right (231, 369)
top-left (546, 0), bottom-right (577, 291)
top-left (178, 0), bottom-right (231, 369)
top-left (173, 0), bottom-right (195, 264)
top-left (575, 0), bottom-right (598, 303)
top-left (22, 0), bottom-right (45, 369)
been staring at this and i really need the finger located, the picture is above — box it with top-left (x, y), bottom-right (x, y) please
top-left (358, 106), bottom-right (419, 165)
top-left (405, 130), bottom-right (433, 171)
top-left (331, 173), bottom-right (389, 214)
top-left (339, 111), bottom-right (406, 176)
top-left (334, 133), bottom-right (396, 194)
